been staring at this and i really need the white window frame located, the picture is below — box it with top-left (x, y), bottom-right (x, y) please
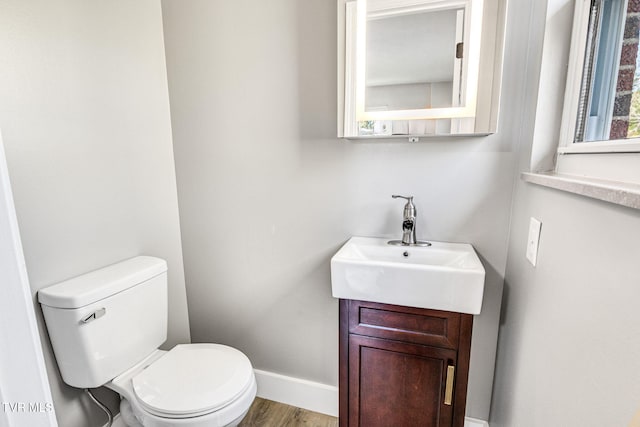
top-left (522, 0), bottom-right (640, 210)
top-left (558, 0), bottom-right (640, 160)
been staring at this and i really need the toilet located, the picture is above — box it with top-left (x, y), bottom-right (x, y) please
top-left (38, 256), bottom-right (256, 427)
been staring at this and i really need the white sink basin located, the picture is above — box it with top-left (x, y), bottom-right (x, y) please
top-left (331, 237), bottom-right (485, 314)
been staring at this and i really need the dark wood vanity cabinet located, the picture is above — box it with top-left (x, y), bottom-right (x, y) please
top-left (339, 299), bottom-right (473, 427)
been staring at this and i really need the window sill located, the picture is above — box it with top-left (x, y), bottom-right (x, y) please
top-left (558, 140), bottom-right (640, 154)
top-left (521, 172), bottom-right (640, 210)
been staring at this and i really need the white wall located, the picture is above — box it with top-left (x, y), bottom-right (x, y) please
top-left (490, 0), bottom-right (640, 425)
top-left (161, 0), bottom-right (535, 419)
top-left (0, 133), bottom-right (57, 427)
top-left (0, 1), bottom-right (191, 426)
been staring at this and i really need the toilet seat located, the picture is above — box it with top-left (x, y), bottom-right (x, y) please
top-left (132, 343), bottom-right (254, 419)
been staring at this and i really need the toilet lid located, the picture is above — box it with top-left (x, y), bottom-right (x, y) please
top-left (132, 343), bottom-right (254, 417)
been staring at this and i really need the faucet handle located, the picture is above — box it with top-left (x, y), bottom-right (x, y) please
top-left (392, 195), bottom-right (416, 218)
top-left (392, 194), bottom-right (413, 202)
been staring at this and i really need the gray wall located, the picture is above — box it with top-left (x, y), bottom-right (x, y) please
top-left (492, 185), bottom-right (640, 427)
top-left (161, 0), bottom-right (535, 418)
top-left (0, 1), bottom-right (191, 426)
top-left (490, 0), bottom-right (640, 425)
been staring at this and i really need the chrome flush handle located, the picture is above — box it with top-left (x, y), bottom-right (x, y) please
top-left (81, 307), bottom-right (106, 324)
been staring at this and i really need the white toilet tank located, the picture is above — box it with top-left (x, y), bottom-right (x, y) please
top-left (38, 256), bottom-right (168, 389)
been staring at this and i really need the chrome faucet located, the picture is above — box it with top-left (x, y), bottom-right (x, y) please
top-left (388, 195), bottom-right (431, 247)
top-left (393, 195), bottom-right (417, 244)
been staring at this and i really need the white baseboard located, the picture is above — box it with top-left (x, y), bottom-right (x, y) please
top-left (253, 369), bottom-right (338, 417)
top-left (253, 369), bottom-right (489, 426)
top-left (110, 371), bottom-right (488, 427)
top-left (465, 417), bottom-right (490, 427)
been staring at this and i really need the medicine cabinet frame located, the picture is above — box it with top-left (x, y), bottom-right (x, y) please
top-left (337, 0), bottom-right (508, 139)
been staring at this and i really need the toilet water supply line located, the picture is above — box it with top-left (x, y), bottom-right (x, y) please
top-left (85, 388), bottom-right (113, 427)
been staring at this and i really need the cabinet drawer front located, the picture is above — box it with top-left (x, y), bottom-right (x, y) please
top-left (348, 300), bottom-right (461, 349)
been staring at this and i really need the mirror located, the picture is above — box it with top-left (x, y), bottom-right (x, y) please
top-left (365, 8), bottom-right (461, 113)
top-left (338, 0), bottom-right (507, 138)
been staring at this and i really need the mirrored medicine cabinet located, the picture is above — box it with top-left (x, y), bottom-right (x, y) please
top-left (337, 0), bottom-right (508, 139)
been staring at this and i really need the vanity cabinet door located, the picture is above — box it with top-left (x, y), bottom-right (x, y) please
top-left (348, 335), bottom-right (456, 427)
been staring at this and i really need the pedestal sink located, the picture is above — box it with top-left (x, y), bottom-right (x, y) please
top-left (330, 237), bottom-right (485, 314)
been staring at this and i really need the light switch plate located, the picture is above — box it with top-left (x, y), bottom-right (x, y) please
top-left (526, 217), bottom-right (542, 266)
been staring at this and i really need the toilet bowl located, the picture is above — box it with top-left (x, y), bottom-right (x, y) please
top-left (37, 256), bottom-right (256, 427)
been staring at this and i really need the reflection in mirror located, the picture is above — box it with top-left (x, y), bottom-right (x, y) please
top-left (359, 5), bottom-right (464, 136)
top-left (365, 7), bottom-right (462, 112)
top-left (338, 0), bottom-right (506, 139)
top-left (575, 0), bottom-right (640, 143)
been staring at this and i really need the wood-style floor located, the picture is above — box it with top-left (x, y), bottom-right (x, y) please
top-left (238, 397), bottom-right (338, 427)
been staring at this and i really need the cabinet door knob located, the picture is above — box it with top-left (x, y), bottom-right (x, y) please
top-left (444, 365), bottom-right (455, 406)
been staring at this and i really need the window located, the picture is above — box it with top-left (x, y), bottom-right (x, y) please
top-left (575, 0), bottom-right (640, 142)
top-left (555, 0), bottom-right (640, 184)
top-left (560, 0), bottom-right (640, 152)
top-left (522, 0), bottom-right (640, 210)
